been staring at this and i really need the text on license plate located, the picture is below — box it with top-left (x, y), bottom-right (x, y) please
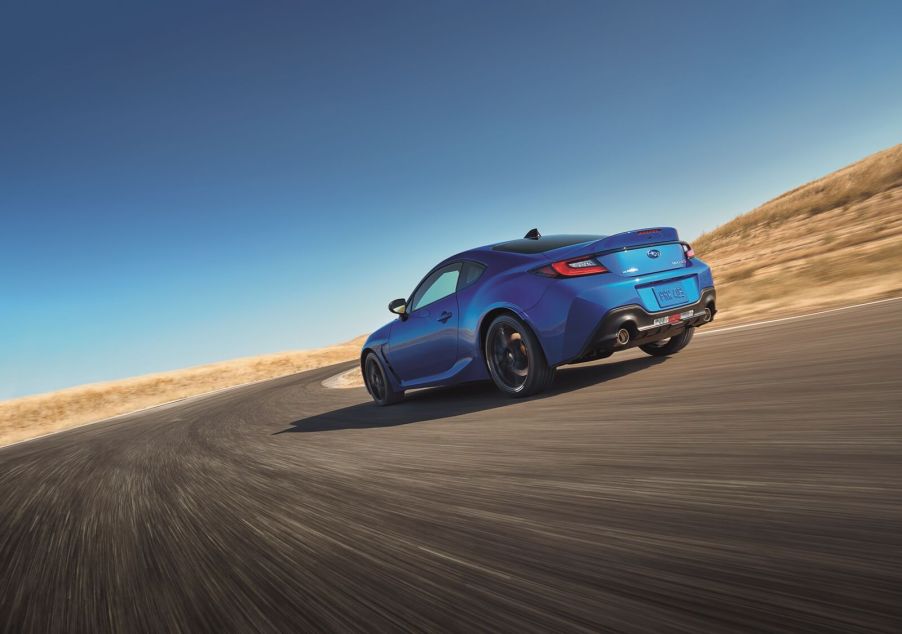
top-left (653, 283), bottom-right (687, 307)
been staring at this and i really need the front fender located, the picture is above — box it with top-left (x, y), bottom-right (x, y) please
top-left (360, 322), bottom-right (404, 394)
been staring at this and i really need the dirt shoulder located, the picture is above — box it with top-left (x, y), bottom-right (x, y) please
top-left (0, 336), bottom-right (366, 447)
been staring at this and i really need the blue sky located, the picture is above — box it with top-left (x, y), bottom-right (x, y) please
top-left (2, 0), bottom-right (901, 398)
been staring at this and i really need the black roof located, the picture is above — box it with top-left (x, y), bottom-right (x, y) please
top-left (491, 234), bottom-right (603, 254)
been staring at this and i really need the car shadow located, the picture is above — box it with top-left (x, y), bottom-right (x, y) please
top-left (275, 355), bottom-right (667, 434)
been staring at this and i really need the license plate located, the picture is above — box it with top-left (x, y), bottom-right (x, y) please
top-left (652, 281), bottom-right (688, 308)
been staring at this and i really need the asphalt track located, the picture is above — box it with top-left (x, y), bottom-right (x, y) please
top-left (1, 300), bottom-right (901, 633)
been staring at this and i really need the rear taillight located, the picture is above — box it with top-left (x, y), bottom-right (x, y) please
top-left (681, 242), bottom-right (695, 259)
top-left (535, 257), bottom-right (609, 277)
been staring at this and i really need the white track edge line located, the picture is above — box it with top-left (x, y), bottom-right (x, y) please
top-left (697, 296), bottom-right (902, 336)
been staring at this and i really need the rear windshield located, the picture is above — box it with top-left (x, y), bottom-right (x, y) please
top-left (492, 234), bottom-right (603, 254)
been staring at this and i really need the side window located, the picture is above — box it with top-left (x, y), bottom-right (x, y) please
top-left (410, 264), bottom-right (461, 312)
top-left (458, 262), bottom-right (486, 290)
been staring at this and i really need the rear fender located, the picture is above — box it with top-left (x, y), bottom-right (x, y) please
top-left (474, 302), bottom-right (551, 369)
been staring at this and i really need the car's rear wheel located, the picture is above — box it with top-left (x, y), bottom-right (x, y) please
top-left (485, 314), bottom-right (554, 397)
top-left (364, 353), bottom-right (404, 406)
top-left (639, 326), bottom-right (695, 357)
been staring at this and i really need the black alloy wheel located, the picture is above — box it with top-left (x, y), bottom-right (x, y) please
top-left (485, 314), bottom-right (554, 397)
top-left (364, 353), bottom-right (403, 405)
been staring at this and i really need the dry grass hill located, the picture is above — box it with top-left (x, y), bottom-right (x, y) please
top-left (2, 144), bottom-right (900, 446)
top-left (693, 143), bottom-right (902, 322)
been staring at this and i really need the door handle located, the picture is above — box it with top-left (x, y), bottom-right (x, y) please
top-left (438, 311), bottom-right (453, 323)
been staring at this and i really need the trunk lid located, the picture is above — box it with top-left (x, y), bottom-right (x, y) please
top-left (598, 242), bottom-right (687, 277)
top-left (545, 227), bottom-right (689, 277)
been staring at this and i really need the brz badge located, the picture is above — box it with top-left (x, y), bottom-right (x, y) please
top-left (647, 249), bottom-right (661, 259)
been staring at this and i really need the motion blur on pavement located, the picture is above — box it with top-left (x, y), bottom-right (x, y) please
top-left (2, 300), bottom-right (901, 631)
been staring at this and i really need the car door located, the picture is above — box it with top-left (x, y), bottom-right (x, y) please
top-left (388, 263), bottom-right (461, 383)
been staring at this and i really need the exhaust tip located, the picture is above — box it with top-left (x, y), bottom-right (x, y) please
top-left (616, 328), bottom-right (630, 346)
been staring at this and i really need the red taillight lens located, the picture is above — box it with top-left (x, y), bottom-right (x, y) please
top-left (682, 243), bottom-right (695, 259)
top-left (535, 257), bottom-right (608, 277)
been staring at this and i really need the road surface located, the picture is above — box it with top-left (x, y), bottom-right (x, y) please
top-left (2, 300), bottom-right (901, 632)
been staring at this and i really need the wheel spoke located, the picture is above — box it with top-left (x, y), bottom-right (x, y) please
top-left (489, 323), bottom-right (529, 390)
top-left (367, 360), bottom-right (385, 400)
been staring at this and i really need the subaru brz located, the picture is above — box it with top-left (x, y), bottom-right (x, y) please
top-left (362, 227), bottom-right (716, 405)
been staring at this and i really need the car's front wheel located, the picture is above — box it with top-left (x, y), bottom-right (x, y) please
top-left (639, 326), bottom-right (695, 357)
top-left (364, 353), bottom-right (404, 406)
top-left (485, 314), bottom-right (555, 397)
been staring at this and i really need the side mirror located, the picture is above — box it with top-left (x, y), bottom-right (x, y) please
top-left (388, 298), bottom-right (407, 317)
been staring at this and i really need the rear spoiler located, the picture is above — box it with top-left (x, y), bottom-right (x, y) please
top-left (588, 227), bottom-right (680, 252)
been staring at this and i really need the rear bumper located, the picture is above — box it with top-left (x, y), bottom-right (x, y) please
top-left (568, 287), bottom-right (717, 364)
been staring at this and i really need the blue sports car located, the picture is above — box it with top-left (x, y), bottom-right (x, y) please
top-left (362, 227), bottom-right (716, 405)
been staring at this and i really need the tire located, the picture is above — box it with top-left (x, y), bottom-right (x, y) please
top-left (364, 353), bottom-right (404, 406)
top-left (484, 314), bottom-right (555, 397)
top-left (639, 326), bottom-right (695, 357)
